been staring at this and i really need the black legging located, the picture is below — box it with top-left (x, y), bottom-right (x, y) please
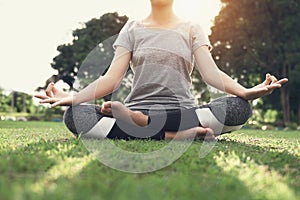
top-left (63, 96), bottom-right (252, 140)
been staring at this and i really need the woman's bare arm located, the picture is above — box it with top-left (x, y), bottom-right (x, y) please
top-left (36, 46), bottom-right (131, 107)
top-left (72, 47), bottom-right (131, 105)
top-left (194, 46), bottom-right (288, 100)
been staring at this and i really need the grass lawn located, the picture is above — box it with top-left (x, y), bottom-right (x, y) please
top-left (0, 121), bottom-right (299, 200)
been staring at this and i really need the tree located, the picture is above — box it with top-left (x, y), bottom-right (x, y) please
top-left (0, 88), bottom-right (37, 114)
top-left (0, 88), bottom-right (10, 112)
top-left (9, 91), bottom-right (36, 113)
top-left (290, 64), bottom-right (300, 125)
top-left (38, 12), bottom-right (128, 92)
top-left (210, 0), bottom-right (300, 125)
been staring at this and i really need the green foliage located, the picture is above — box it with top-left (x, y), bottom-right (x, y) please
top-left (0, 88), bottom-right (65, 121)
top-left (210, 0), bottom-right (300, 124)
top-left (42, 107), bottom-right (64, 121)
top-left (191, 69), bottom-right (211, 104)
top-left (47, 12), bottom-right (128, 90)
top-left (0, 89), bottom-right (37, 114)
top-left (211, 0), bottom-right (300, 84)
top-left (14, 92), bottom-right (36, 113)
top-left (0, 88), bottom-right (10, 112)
top-left (289, 64), bottom-right (300, 120)
top-left (0, 121), bottom-right (299, 200)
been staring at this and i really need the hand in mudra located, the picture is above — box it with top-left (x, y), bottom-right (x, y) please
top-left (34, 82), bottom-right (73, 107)
top-left (243, 73), bottom-right (288, 100)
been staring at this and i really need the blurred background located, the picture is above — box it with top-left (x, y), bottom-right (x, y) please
top-left (0, 0), bottom-right (299, 130)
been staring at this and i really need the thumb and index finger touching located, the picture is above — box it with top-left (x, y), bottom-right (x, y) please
top-left (259, 73), bottom-right (288, 97)
top-left (34, 82), bottom-right (57, 102)
top-left (264, 73), bottom-right (288, 88)
top-left (45, 82), bottom-right (59, 97)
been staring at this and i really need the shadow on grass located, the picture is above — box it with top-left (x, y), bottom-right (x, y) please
top-left (25, 143), bottom-right (257, 200)
top-left (0, 136), bottom-right (89, 200)
top-left (216, 136), bottom-right (300, 197)
top-left (0, 136), bottom-right (256, 200)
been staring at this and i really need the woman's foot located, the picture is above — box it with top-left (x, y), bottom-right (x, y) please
top-left (165, 127), bottom-right (215, 141)
top-left (100, 101), bottom-right (215, 141)
top-left (100, 101), bottom-right (148, 126)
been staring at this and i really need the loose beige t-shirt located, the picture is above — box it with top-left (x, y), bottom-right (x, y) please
top-left (113, 20), bottom-right (211, 110)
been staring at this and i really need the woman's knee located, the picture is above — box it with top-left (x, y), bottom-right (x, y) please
top-left (63, 106), bottom-right (76, 135)
top-left (208, 96), bottom-right (252, 126)
top-left (63, 104), bottom-right (102, 136)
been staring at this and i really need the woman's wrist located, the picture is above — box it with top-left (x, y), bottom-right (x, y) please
top-left (236, 87), bottom-right (248, 100)
top-left (71, 93), bottom-right (80, 106)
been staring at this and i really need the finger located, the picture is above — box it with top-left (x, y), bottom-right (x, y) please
top-left (34, 94), bottom-right (49, 100)
top-left (51, 99), bottom-right (69, 107)
top-left (45, 83), bottom-right (55, 97)
top-left (275, 78), bottom-right (288, 85)
top-left (39, 98), bottom-right (58, 104)
top-left (263, 73), bottom-right (272, 85)
top-left (267, 83), bottom-right (282, 90)
top-left (51, 84), bottom-right (59, 95)
top-left (264, 74), bottom-right (278, 84)
top-left (270, 75), bottom-right (278, 84)
top-left (51, 101), bottom-right (61, 108)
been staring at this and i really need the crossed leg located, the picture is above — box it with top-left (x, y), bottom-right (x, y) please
top-left (100, 101), bottom-right (215, 140)
top-left (99, 96), bottom-right (253, 140)
top-left (63, 96), bottom-right (252, 141)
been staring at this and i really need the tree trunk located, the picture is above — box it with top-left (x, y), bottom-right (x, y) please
top-left (298, 96), bottom-right (300, 126)
top-left (22, 93), bottom-right (26, 113)
top-left (280, 65), bottom-right (290, 126)
top-left (10, 91), bottom-right (17, 112)
top-left (280, 87), bottom-right (290, 125)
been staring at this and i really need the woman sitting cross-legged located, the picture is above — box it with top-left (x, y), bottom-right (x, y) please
top-left (35, 0), bottom-right (288, 141)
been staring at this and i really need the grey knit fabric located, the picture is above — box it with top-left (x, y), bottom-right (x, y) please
top-left (204, 96), bottom-right (252, 126)
top-left (63, 104), bottom-right (102, 136)
top-left (63, 97), bottom-right (252, 136)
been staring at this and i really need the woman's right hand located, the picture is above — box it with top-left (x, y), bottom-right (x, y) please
top-left (34, 82), bottom-right (72, 107)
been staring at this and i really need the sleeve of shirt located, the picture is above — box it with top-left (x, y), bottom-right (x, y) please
top-left (190, 23), bottom-right (212, 52)
top-left (113, 21), bottom-right (134, 51)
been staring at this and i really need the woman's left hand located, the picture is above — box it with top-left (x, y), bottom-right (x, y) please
top-left (38, 96), bottom-right (74, 107)
top-left (243, 73), bottom-right (288, 100)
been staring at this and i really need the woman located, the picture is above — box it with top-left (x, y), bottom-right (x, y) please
top-left (35, 0), bottom-right (288, 140)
